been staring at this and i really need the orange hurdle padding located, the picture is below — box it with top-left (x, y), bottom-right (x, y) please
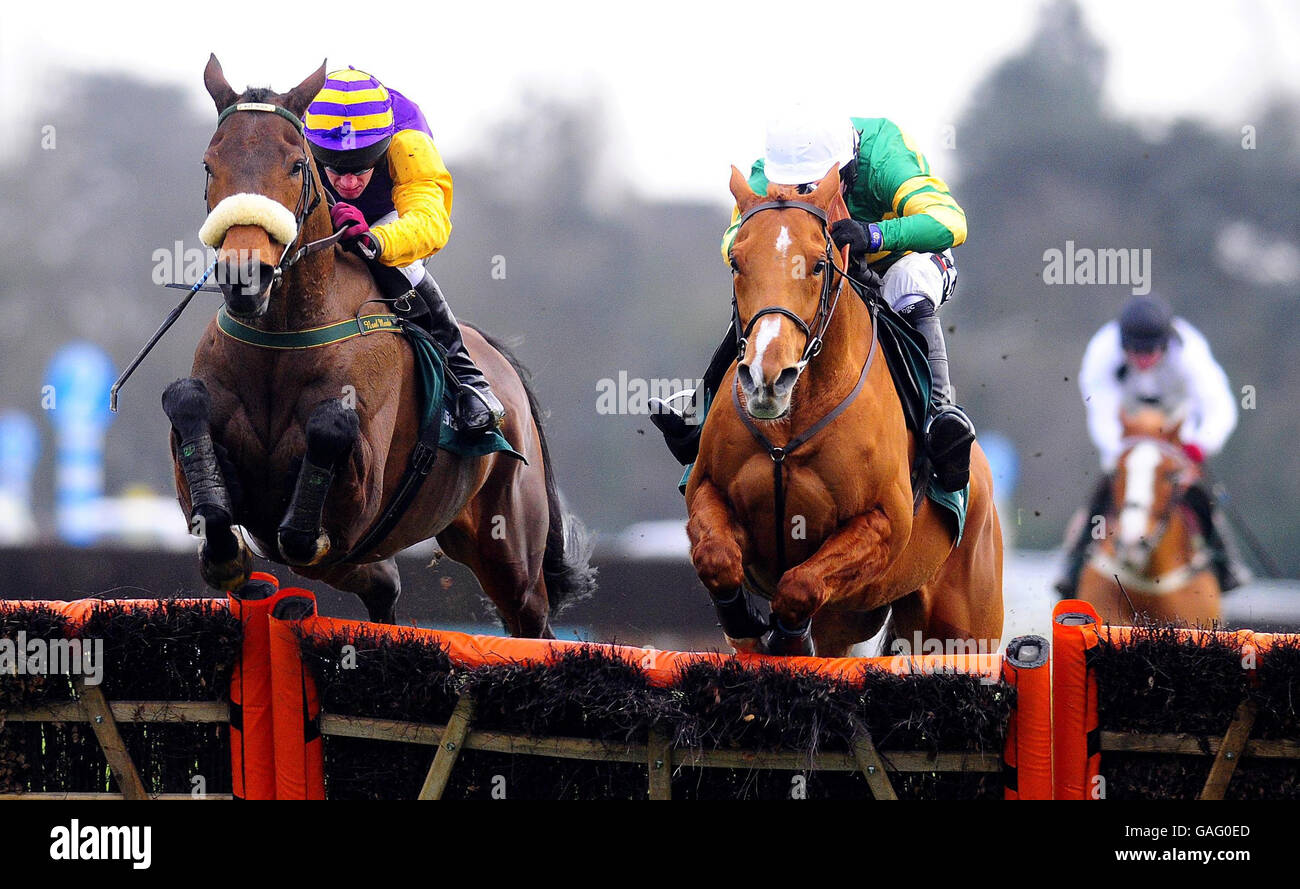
top-left (0, 597), bottom-right (226, 630)
top-left (227, 573), bottom-right (288, 801)
top-left (268, 591), bottom-right (325, 800)
top-left (1002, 635), bottom-right (1052, 800)
top-left (291, 613), bottom-right (1003, 687)
top-left (1052, 600), bottom-right (1101, 800)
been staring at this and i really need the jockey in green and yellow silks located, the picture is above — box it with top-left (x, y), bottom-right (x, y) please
top-left (652, 110), bottom-right (975, 493)
top-left (304, 67), bottom-right (503, 434)
top-left (720, 116), bottom-right (966, 273)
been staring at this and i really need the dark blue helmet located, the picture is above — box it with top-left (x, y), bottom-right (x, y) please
top-left (1119, 296), bottom-right (1174, 353)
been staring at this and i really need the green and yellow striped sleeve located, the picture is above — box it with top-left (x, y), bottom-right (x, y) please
top-left (867, 122), bottom-right (967, 254)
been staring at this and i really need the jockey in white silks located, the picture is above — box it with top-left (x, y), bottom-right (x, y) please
top-left (1056, 294), bottom-right (1246, 594)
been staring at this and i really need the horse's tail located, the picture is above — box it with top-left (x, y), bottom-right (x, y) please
top-left (471, 327), bottom-right (597, 614)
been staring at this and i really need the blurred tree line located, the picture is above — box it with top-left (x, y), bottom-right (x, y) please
top-left (1, 0), bottom-right (1295, 572)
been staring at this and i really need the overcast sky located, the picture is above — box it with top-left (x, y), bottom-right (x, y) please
top-left (2, 0), bottom-right (1298, 202)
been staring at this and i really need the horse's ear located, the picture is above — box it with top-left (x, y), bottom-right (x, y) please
top-left (204, 54), bottom-right (238, 113)
top-left (283, 61), bottom-right (327, 119)
top-left (810, 163), bottom-right (842, 207)
top-left (729, 165), bottom-right (759, 209)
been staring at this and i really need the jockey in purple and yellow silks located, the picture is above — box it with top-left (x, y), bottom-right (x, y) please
top-left (304, 67), bottom-right (503, 433)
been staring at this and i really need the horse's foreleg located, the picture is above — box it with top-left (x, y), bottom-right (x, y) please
top-left (278, 399), bottom-right (360, 566)
top-left (769, 509), bottom-right (894, 655)
top-left (163, 378), bottom-right (251, 592)
top-left (687, 480), bottom-right (766, 651)
top-left (323, 558), bottom-right (402, 624)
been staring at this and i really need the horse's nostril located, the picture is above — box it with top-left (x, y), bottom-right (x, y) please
top-left (254, 262), bottom-right (276, 291)
top-left (774, 367), bottom-right (800, 394)
top-left (739, 363), bottom-right (760, 393)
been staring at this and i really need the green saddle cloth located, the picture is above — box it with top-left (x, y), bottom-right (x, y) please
top-left (678, 307), bottom-right (968, 545)
top-left (406, 327), bottom-right (523, 461)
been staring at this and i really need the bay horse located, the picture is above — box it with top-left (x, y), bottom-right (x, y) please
top-left (162, 56), bottom-right (594, 634)
top-left (1078, 409), bottom-right (1220, 626)
top-left (685, 166), bottom-right (1003, 657)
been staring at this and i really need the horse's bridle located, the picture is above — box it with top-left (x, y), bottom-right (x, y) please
top-left (1114, 436), bottom-right (1200, 556)
top-left (728, 198), bottom-right (881, 577)
top-left (207, 102), bottom-right (346, 290)
top-left (731, 199), bottom-right (844, 368)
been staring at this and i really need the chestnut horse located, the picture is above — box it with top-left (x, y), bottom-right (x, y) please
top-left (162, 57), bottom-right (594, 633)
top-left (1078, 409), bottom-right (1219, 626)
top-left (685, 166), bottom-right (1003, 657)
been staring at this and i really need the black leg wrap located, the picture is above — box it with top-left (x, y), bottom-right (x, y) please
top-left (765, 617), bottom-right (816, 657)
top-left (279, 456), bottom-right (335, 538)
top-left (713, 586), bottom-right (770, 640)
top-left (177, 434), bottom-right (232, 520)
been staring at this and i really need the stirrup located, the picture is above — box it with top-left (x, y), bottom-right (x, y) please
top-left (457, 386), bottom-right (505, 434)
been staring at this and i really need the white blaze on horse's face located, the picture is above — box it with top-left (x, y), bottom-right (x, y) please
top-left (1117, 441), bottom-right (1161, 562)
top-left (775, 226), bottom-right (792, 258)
top-left (742, 316), bottom-right (798, 419)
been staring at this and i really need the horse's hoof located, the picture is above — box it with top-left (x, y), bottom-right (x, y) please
top-left (763, 618), bottom-right (816, 657)
top-left (278, 528), bottom-right (331, 567)
top-left (200, 529), bottom-right (252, 592)
top-left (724, 634), bottom-right (764, 654)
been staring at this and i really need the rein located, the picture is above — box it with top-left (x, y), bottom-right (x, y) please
top-left (728, 199), bottom-right (879, 574)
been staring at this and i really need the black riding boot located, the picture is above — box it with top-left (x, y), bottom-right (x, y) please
top-left (899, 301), bottom-right (976, 492)
top-left (1183, 483), bottom-right (1249, 592)
top-left (411, 276), bottom-right (505, 435)
top-left (649, 323), bottom-right (738, 465)
top-left (1054, 473), bottom-right (1113, 597)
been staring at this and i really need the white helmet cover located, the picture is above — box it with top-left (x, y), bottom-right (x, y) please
top-left (764, 108), bottom-right (857, 185)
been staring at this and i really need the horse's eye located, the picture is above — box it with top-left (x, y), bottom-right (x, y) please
top-left (290, 159), bottom-right (305, 176)
top-left (202, 162), bottom-right (212, 175)
top-left (812, 259), bottom-right (827, 275)
top-left (729, 257), bottom-right (740, 274)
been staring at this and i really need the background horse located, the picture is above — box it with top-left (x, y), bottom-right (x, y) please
top-left (1078, 409), bottom-right (1219, 626)
top-left (685, 166), bottom-right (1003, 657)
top-left (162, 56), bottom-right (594, 634)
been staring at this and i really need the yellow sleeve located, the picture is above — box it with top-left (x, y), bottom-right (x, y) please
top-left (720, 205), bottom-right (741, 263)
top-left (371, 129), bottom-right (454, 267)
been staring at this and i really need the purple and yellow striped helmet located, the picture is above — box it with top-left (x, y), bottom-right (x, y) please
top-left (305, 67), bottom-right (395, 172)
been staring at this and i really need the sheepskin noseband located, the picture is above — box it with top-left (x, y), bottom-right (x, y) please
top-left (199, 193), bottom-right (299, 248)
